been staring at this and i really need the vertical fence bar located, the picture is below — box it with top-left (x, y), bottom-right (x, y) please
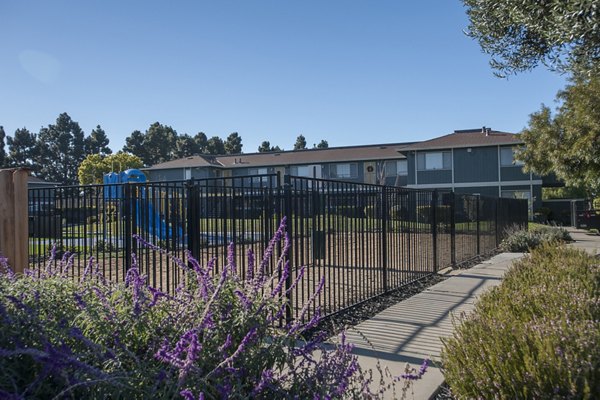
top-left (282, 174), bottom-right (293, 323)
top-left (380, 185), bottom-right (388, 292)
top-left (123, 183), bottom-right (132, 272)
top-left (476, 194), bottom-right (480, 256)
top-left (431, 190), bottom-right (438, 273)
top-left (450, 191), bottom-right (456, 268)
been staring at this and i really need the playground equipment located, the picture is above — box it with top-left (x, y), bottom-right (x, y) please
top-left (103, 169), bottom-right (184, 241)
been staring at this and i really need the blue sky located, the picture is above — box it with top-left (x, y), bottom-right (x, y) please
top-left (1, 1), bottom-right (567, 153)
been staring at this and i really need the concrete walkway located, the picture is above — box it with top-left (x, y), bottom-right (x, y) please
top-left (344, 228), bottom-right (600, 399)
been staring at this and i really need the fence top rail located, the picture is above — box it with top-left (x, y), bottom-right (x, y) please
top-left (28, 173), bottom-right (528, 208)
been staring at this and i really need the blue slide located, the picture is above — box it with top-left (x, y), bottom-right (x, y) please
top-left (135, 199), bottom-right (184, 241)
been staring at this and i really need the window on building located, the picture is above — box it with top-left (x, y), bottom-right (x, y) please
top-left (331, 163), bottom-right (357, 178)
top-left (290, 165), bottom-right (322, 178)
top-left (385, 160), bottom-right (408, 176)
top-left (500, 147), bottom-right (525, 166)
top-left (417, 152), bottom-right (451, 170)
top-left (397, 159), bottom-right (408, 175)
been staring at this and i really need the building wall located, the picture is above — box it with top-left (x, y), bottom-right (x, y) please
top-left (454, 147), bottom-right (498, 183)
top-left (500, 166), bottom-right (530, 181)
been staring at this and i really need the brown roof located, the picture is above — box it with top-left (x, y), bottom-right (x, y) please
top-left (399, 128), bottom-right (521, 152)
top-left (145, 142), bottom-right (413, 170)
top-left (144, 155), bottom-right (221, 170)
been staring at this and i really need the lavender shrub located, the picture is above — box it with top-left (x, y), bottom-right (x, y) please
top-left (0, 219), bottom-right (421, 399)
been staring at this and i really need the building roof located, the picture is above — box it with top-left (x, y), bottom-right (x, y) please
top-left (28, 175), bottom-right (61, 186)
top-left (144, 142), bottom-right (413, 171)
top-left (398, 127), bottom-right (521, 152)
top-left (143, 155), bottom-right (221, 170)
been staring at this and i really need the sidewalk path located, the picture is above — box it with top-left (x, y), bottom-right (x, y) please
top-left (344, 228), bottom-right (600, 399)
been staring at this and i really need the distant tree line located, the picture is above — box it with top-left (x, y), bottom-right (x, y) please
top-left (0, 113), bottom-right (329, 185)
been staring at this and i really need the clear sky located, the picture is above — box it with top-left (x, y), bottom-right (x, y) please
top-left (1, 0), bottom-right (568, 153)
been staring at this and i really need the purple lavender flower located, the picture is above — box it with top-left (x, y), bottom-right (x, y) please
top-left (246, 248), bottom-right (255, 281)
top-left (400, 358), bottom-right (429, 380)
top-left (227, 241), bottom-right (236, 276)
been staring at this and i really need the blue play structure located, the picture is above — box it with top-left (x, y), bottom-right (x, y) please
top-left (103, 169), bottom-right (183, 240)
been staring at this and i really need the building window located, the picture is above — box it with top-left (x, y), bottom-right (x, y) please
top-left (417, 152), bottom-right (451, 170)
top-left (331, 163), bottom-right (357, 178)
top-left (500, 147), bottom-right (524, 166)
top-left (291, 165), bottom-right (321, 178)
top-left (385, 160), bottom-right (408, 176)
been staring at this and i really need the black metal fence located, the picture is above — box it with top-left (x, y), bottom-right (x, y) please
top-left (28, 174), bottom-right (528, 322)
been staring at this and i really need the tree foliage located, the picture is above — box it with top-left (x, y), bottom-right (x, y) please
top-left (463, 0), bottom-right (600, 77)
top-left (85, 125), bottom-right (112, 156)
top-left (122, 122), bottom-right (178, 166)
top-left (36, 113), bottom-right (86, 185)
top-left (293, 134), bottom-right (307, 150)
top-left (316, 140), bottom-right (329, 149)
top-left (518, 77), bottom-right (600, 197)
top-left (224, 132), bottom-right (243, 154)
top-left (257, 141), bottom-right (282, 152)
top-left (6, 128), bottom-right (37, 170)
top-left (78, 152), bottom-right (143, 185)
top-left (206, 136), bottom-right (225, 155)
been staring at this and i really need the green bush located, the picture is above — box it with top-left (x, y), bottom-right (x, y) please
top-left (442, 244), bottom-right (600, 399)
top-left (500, 225), bottom-right (572, 252)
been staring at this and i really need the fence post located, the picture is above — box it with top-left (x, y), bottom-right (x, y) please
top-left (0, 168), bottom-right (29, 274)
top-left (431, 190), bottom-right (438, 273)
top-left (282, 174), bottom-right (293, 324)
top-left (123, 183), bottom-right (132, 272)
top-left (381, 185), bottom-right (388, 291)
top-left (450, 192), bottom-right (456, 268)
top-left (476, 195), bottom-right (480, 256)
top-left (186, 180), bottom-right (200, 265)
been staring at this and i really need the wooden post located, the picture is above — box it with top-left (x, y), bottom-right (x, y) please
top-left (0, 168), bottom-right (29, 274)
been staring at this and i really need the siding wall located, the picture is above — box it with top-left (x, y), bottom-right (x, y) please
top-left (500, 166), bottom-right (530, 181)
top-left (454, 147), bottom-right (498, 183)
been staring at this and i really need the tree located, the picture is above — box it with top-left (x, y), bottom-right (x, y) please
top-left (316, 140), bottom-right (329, 149)
top-left (194, 132), bottom-right (208, 154)
top-left (123, 123), bottom-right (177, 166)
top-left (35, 113), bottom-right (86, 184)
top-left (258, 141), bottom-right (282, 152)
top-left (462, 0), bottom-right (600, 77)
top-left (6, 128), bottom-right (37, 170)
top-left (0, 126), bottom-right (6, 168)
top-left (85, 125), bottom-right (112, 156)
top-left (123, 130), bottom-right (147, 162)
top-left (206, 136), bottom-right (225, 155)
top-left (78, 152), bottom-right (143, 185)
top-left (293, 134), bottom-right (307, 150)
top-left (174, 134), bottom-right (200, 158)
top-left (224, 132), bottom-right (243, 154)
top-left (518, 77), bottom-right (600, 198)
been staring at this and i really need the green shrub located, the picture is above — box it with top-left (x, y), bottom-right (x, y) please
top-left (500, 225), bottom-right (572, 252)
top-left (442, 244), bottom-right (600, 399)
